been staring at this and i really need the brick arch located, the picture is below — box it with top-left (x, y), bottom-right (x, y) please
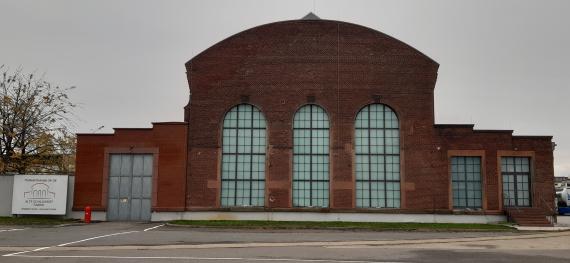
top-left (185, 18), bottom-right (440, 209)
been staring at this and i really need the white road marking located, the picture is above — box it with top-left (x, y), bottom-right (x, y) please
top-left (2, 230), bottom-right (139, 257)
top-left (143, 224), bottom-right (165, 232)
top-left (2, 246), bottom-right (51, 257)
top-left (3, 231), bottom-right (567, 256)
top-left (1, 229), bottom-right (567, 259)
top-left (9, 254), bottom-right (404, 262)
top-left (0, 229), bottom-right (25, 233)
top-left (55, 230), bottom-right (139, 247)
top-left (33, 231), bottom-right (568, 252)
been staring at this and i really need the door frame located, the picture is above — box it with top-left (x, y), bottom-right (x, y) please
top-left (102, 147), bottom-right (159, 220)
top-left (497, 151), bottom-right (534, 211)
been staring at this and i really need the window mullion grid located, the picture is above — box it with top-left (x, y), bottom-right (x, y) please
top-left (526, 171), bottom-right (531, 206)
top-left (463, 157), bottom-right (469, 208)
top-left (249, 108), bottom-right (254, 205)
top-left (367, 107), bottom-right (372, 207)
top-left (383, 106), bottom-right (388, 208)
top-left (527, 159), bottom-right (531, 206)
top-left (473, 158), bottom-right (481, 208)
top-left (503, 162), bottom-right (510, 207)
top-left (309, 105), bottom-right (313, 207)
top-left (502, 172), bottom-right (531, 207)
top-left (355, 106), bottom-right (400, 209)
top-left (233, 108), bottom-right (240, 206)
top-left (513, 158), bottom-right (518, 206)
top-left (222, 105), bottom-right (266, 208)
top-left (503, 159), bottom-right (509, 206)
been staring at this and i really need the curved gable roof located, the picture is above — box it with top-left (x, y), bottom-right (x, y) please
top-left (186, 18), bottom-right (438, 67)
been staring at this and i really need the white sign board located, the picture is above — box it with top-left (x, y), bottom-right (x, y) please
top-left (11, 175), bottom-right (68, 215)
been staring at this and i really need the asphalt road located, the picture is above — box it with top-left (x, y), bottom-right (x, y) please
top-left (1, 221), bottom-right (569, 263)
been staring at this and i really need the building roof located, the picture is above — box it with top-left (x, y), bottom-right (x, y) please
top-left (185, 17), bottom-right (439, 67)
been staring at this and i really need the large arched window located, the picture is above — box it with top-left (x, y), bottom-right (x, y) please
top-left (355, 104), bottom-right (400, 208)
top-left (221, 104), bottom-right (266, 207)
top-left (293, 104), bottom-right (330, 207)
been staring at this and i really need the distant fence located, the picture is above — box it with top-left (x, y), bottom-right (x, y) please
top-left (0, 175), bottom-right (75, 217)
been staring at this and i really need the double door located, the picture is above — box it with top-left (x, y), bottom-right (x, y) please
top-left (502, 157), bottom-right (531, 207)
top-left (107, 154), bottom-right (153, 221)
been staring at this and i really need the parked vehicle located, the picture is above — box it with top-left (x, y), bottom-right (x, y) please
top-left (556, 187), bottom-right (570, 215)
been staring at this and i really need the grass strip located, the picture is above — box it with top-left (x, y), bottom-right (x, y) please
top-left (169, 220), bottom-right (514, 231)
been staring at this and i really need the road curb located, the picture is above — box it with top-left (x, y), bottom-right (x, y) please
top-left (164, 222), bottom-right (517, 232)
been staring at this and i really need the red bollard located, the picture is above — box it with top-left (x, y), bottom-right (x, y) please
top-left (84, 206), bottom-right (92, 224)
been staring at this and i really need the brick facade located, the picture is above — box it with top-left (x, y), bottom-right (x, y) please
top-left (74, 18), bottom-right (555, 215)
top-left (73, 123), bottom-right (188, 211)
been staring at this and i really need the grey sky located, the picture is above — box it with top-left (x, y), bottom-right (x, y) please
top-left (1, 0), bottom-right (569, 176)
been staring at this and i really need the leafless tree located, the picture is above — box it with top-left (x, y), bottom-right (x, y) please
top-left (0, 65), bottom-right (76, 174)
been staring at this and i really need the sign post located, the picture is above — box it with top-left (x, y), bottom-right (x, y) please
top-left (11, 175), bottom-right (69, 215)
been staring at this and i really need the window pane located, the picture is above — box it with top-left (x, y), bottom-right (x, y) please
top-left (221, 104), bottom-right (266, 207)
top-left (293, 105), bottom-right (330, 207)
top-left (355, 104), bottom-right (400, 208)
top-left (451, 157), bottom-right (482, 209)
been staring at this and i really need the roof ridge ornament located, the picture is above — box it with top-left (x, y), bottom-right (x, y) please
top-left (301, 12), bottom-right (320, 20)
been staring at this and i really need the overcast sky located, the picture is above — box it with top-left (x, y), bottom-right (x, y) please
top-left (1, 0), bottom-right (569, 176)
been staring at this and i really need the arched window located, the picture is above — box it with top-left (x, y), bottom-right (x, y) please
top-left (221, 104), bottom-right (266, 207)
top-left (293, 104), bottom-right (330, 207)
top-left (355, 104), bottom-right (400, 208)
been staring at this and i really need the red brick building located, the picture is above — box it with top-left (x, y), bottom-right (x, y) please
top-left (74, 15), bottom-right (555, 224)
